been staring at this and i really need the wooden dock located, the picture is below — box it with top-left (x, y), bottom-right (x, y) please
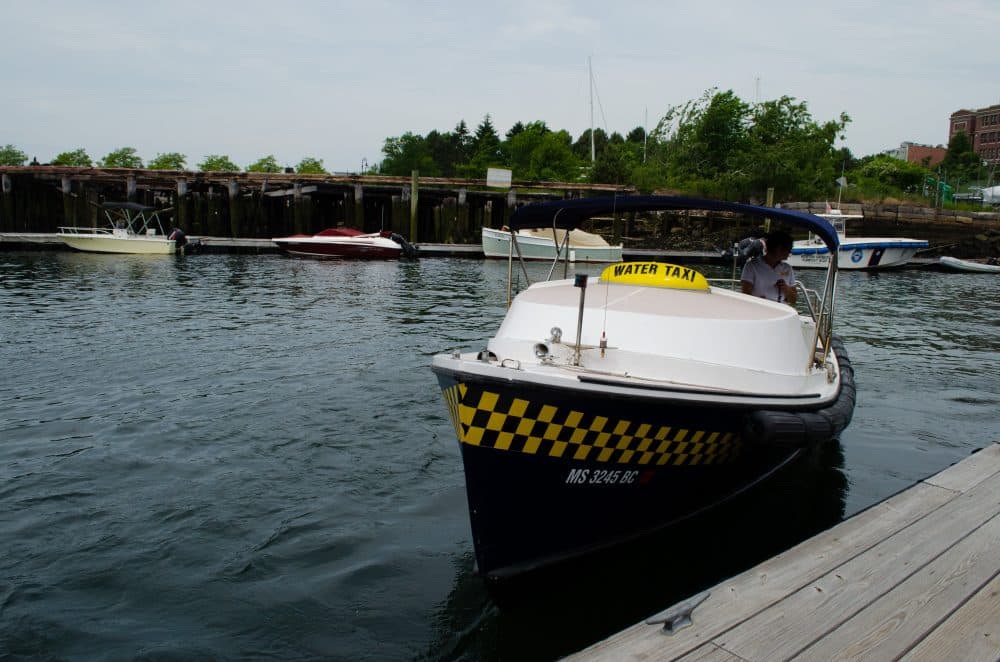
top-left (569, 443), bottom-right (1000, 661)
top-left (0, 232), bottom-right (726, 262)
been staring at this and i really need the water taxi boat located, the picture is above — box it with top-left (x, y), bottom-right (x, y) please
top-left (432, 196), bottom-right (856, 579)
top-left (58, 202), bottom-right (185, 255)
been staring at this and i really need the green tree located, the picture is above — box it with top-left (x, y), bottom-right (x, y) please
top-left (425, 130), bottom-right (463, 177)
top-left (247, 155), bottom-right (281, 173)
top-left (198, 154), bottom-right (240, 172)
top-left (504, 121), bottom-right (549, 175)
top-left (938, 131), bottom-right (981, 184)
top-left (652, 89), bottom-right (849, 200)
top-left (147, 152), bottom-right (186, 170)
top-left (448, 120), bottom-right (473, 168)
top-left (0, 144), bottom-right (28, 165)
top-left (504, 122), bottom-right (579, 180)
top-left (51, 148), bottom-right (92, 167)
top-left (528, 131), bottom-right (580, 181)
top-left (98, 147), bottom-right (143, 168)
top-left (851, 154), bottom-right (928, 201)
top-left (381, 132), bottom-right (439, 176)
top-left (591, 142), bottom-right (635, 184)
top-left (295, 157), bottom-right (327, 174)
top-left (740, 97), bottom-right (849, 200)
top-left (572, 128), bottom-right (610, 162)
top-left (456, 114), bottom-right (503, 178)
top-left (452, 116), bottom-right (505, 178)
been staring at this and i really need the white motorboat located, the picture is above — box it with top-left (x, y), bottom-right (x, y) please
top-left (433, 196), bottom-right (856, 579)
top-left (787, 210), bottom-right (927, 269)
top-left (939, 256), bottom-right (1000, 273)
top-left (482, 226), bottom-right (622, 263)
top-left (271, 228), bottom-right (417, 259)
top-left (59, 202), bottom-right (186, 255)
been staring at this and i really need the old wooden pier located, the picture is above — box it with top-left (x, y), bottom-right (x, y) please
top-left (0, 166), bottom-right (630, 244)
top-left (570, 443), bottom-right (1000, 661)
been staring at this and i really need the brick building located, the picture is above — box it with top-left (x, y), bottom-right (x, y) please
top-left (886, 141), bottom-right (946, 167)
top-left (950, 104), bottom-right (1000, 165)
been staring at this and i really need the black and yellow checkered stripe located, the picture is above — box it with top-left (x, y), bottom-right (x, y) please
top-left (441, 383), bottom-right (741, 466)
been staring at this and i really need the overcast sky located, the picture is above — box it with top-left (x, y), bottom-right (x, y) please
top-left (4, 0), bottom-right (997, 173)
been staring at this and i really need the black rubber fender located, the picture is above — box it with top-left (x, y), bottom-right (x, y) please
top-left (743, 335), bottom-right (855, 449)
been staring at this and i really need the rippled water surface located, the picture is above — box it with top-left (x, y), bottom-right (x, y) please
top-left (1, 252), bottom-right (997, 660)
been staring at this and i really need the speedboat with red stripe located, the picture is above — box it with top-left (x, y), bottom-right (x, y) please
top-left (271, 228), bottom-right (417, 259)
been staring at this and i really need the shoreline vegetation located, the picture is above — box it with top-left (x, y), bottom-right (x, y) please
top-left (2, 89), bottom-right (997, 255)
top-left (3, 89), bottom-right (994, 209)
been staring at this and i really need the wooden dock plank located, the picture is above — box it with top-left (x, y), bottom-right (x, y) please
top-left (922, 444), bottom-right (1000, 492)
top-left (569, 444), bottom-right (1000, 661)
top-left (899, 573), bottom-right (1000, 662)
top-left (682, 481), bottom-right (999, 661)
top-left (796, 512), bottom-right (999, 660)
top-left (569, 483), bottom-right (956, 660)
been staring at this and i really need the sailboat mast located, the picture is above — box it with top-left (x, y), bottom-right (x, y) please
top-left (589, 56), bottom-right (595, 164)
top-left (837, 161), bottom-right (845, 208)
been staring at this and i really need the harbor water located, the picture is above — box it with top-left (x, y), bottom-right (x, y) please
top-left (1, 252), bottom-right (998, 660)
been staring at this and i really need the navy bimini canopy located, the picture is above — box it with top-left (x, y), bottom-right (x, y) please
top-left (508, 195), bottom-right (840, 251)
top-left (101, 201), bottom-right (157, 212)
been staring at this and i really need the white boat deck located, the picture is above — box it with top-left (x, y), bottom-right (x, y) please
top-left (569, 443), bottom-right (1000, 661)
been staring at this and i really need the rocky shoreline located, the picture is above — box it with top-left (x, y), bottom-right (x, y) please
top-left (600, 202), bottom-right (1000, 258)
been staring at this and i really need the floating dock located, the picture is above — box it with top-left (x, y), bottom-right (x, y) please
top-left (0, 233), bottom-right (724, 262)
top-left (570, 443), bottom-right (1000, 661)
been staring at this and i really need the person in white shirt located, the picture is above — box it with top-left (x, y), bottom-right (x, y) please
top-left (740, 230), bottom-right (797, 305)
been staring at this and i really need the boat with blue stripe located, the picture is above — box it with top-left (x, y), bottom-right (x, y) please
top-left (788, 210), bottom-right (927, 269)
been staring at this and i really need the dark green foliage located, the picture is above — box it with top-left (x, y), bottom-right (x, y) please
top-left (296, 157), bottom-right (326, 174)
top-left (198, 154), bottom-right (239, 172)
top-left (380, 132), bottom-right (440, 176)
top-left (504, 122), bottom-right (580, 181)
top-left (99, 147), bottom-right (143, 169)
top-left (938, 131), bottom-right (981, 183)
top-left (0, 144), bottom-right (28, 166)
top-left (572, 128), bottom-right (609, 161)
top-left (645, 90), bottom-right (850, 201)
top-left (591, 143), bottom-right (633, 185)
top-left (850, 154), bottom-right (928, 201)
top-left (147, 152), bottom-right (187, 170)
top-left (51, 148), bottom-right (92, 167)
top-left (369, 91), bottom-right (946, 204)
top-left (247, 155), bottom-right (281, 173)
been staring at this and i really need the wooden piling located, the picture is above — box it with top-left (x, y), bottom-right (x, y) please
top-left (227, 180), bottom-right (242, 238)
top-left (292, 184), bottom-right (308, 235)
top-left (351, 184), bottom-right (365, 230)
top-left (1, 175), bottom-right (12, 232)
top-left (410, 170), bottom-right (419, 242)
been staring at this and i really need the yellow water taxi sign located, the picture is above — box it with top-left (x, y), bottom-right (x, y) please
top-left (600, 261), bottom-right (710, 291)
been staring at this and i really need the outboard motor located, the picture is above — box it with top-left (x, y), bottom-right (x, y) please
top-left (168, 228), bottom-right (188, 247)
top-left (391, 233), bottom-right (419, 259)
top-left (723, 236), bottom-right (765, 264)
top-left (736, 236), bottom-right (765, 261)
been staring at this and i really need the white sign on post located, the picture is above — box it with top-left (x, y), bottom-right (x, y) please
top-left (486, 168), bottom-right (512, 189)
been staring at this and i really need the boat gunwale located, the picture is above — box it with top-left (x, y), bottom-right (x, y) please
top-left (431, 355), bottom-right (842, 411)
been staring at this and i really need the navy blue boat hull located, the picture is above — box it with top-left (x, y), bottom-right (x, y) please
top-left (433, 344), bottom-right (854, 578)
